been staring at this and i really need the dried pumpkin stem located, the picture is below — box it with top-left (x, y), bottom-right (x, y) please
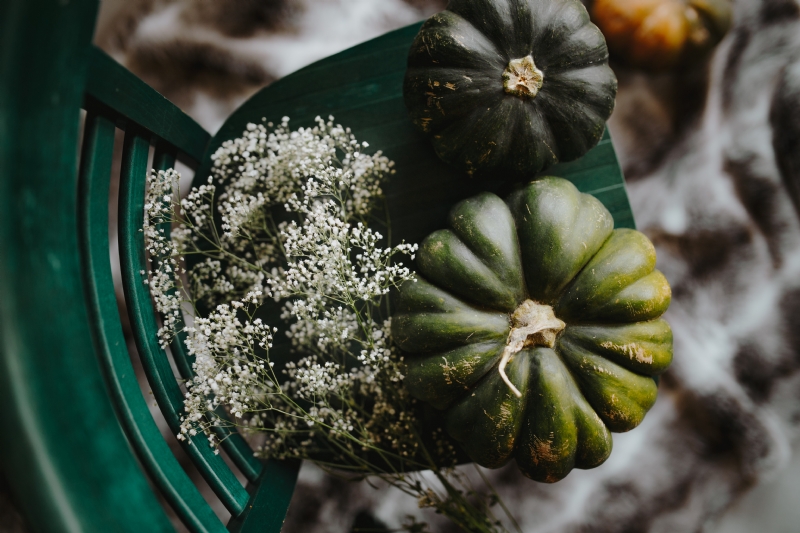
top-left (502, 55), bottom-right (544, 99)
top-left (498, 300), bottom-right (566, 397)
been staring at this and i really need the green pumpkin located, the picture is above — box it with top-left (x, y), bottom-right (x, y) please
top-left (392, 177), bottom-right (672, 482)
top-left (403, 0), bottom-right (618, 178)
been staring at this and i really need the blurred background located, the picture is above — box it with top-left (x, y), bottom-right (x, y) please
top-left (4, 0), bottom-right (800, 531)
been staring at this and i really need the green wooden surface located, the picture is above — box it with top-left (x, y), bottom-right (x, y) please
top-left (87, 47), bottom-right (278, 488)
top-left (78, 118), bottom-right (226, 532)
top-left (86, 45), bottom-right (299, 531)
top-left (0, 0), bottom-right (173, 531)
top-left (85, 47), bottom-right (210, 165)
top-left (0, 0), bottom-right (301, 530)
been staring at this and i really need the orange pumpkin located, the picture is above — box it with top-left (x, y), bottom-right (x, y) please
top-left (590, 0), bottom-right (732, 70)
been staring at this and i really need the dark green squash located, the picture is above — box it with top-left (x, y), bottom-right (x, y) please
top-left (403, 0), bottom-right (618, 178)
top-left (392, 177), bottom-right (672, 482)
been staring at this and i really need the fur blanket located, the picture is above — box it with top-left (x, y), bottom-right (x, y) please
top-left (89, 0), bottom-right (800, 531)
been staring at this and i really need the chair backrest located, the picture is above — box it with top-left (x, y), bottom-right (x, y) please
top-left (0, 1), bottom-right (296, 531)
top-left (80, 46), bottom-right (300, 532)
top-left (0, 1), bottom-right (634, 531)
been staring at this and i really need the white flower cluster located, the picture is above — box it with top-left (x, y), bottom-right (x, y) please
top-left (177, 298), bottom-right (277, 448)
top-left (211, 116), bottom-right (390, 242)
top-left (143, 169), bottom-right (184, 348)
top-left (144, 117), bottom-right (421, 461)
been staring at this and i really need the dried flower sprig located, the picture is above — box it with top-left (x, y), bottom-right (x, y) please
top-left (143, 117), bottom-right (520, 533)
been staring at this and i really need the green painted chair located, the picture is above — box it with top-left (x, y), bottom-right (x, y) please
top-left (0, 1), bottom-right (633, 531)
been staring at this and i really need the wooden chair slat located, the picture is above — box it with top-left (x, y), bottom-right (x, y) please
top-left (227, 460), bottom-right (300, 533)
top-left (118, 129), bottom-right (250, 516)
top-left (78, 112), bottom-right (226, 532)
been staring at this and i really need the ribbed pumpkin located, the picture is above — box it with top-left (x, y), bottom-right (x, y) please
top-left (403, 0), bottom-right (617, 178)
top-left (590, 0), bottom-right (732, 70)
top-left (392, 177), bottom-right (673, 482)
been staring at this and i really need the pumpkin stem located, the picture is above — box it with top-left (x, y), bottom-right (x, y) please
top-left (498, 300), bottom-right (565, 397)
top-left (502, 55), bottom-right (544, 99)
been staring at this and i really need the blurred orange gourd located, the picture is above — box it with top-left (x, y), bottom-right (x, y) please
top-left (590, 0), bottom-right (732, 70)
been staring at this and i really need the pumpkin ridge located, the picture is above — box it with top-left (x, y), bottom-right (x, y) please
top-left (560, 320), bottom-right (673, 376)
top-left (580, 269), bottom-right (672, 323)
top-left (404, 340), bottom-right (507, 408)
top-left (431, 104), bottom-right (502, 162)
top-left (521, 103), bottom-right (560, 169)
top-left (435, 99), bottom-right (527, 174)
top-left (409, 66), bottom-right (504, 93)
top-left (449, 0), bottom-right (529, 59)
top-left (408, 11), bottom-right (506, 71)
top-left (402, 275), bottom-right (513, 316)
top-left (447, 193), bottom-right (527, 298)
top-left (417, 229), bottom-right (522, 311)
top-left (570, 394), bottom-right (613, 469)
top-left (507, 2), bottom-right (537, 59)
top-left (419, 192), bottom-right (528, 310)
top-left (392, 277), bottom-right (511, 355)
top-left (484, 98), bottom-right (530, 168)
top-left (404, 68), bottom-right (501, 135)
top-left (535, 15), bottom-right (609, 72)
top-left (534, 91), bottom-right (607, 162)
top-left (537, 0), bottom-right (597, 57)
top-left (508, 177), bottom-right (615, 302)
top-left (537, 3), bottom-right (608, 69)
top-left (554, 228), bottom-right (657, 321)
top-left (541, 67), bottom-right (616, 108)
top-left (515, 347), bottom-right (583, 481)
top-left (555, 337), bottom-right (658, 432)
top-left (454, 235), bottom-right (518, 278)
top-left (444, 347), bottom-right (531, 468)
